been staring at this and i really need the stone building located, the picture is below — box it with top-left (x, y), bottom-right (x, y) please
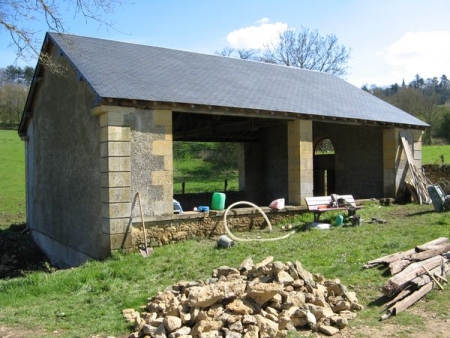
top-left (18, 33), bottom-right (427, 267)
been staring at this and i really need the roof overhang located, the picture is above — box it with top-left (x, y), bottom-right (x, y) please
top-left (100, 97), bottom-right (429, 131)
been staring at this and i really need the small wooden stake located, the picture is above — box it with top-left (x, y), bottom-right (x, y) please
top-left (434, 274), bottom-right (448, 284)
top-left (422, 266), bottom-right (444, 290)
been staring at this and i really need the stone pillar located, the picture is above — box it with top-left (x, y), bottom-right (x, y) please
top-left (128, 109), bottom-right (173, 217)
top-left (288, 120), bottom-right (313, 205)
top-left (148, 109), bottom-right (173, 216)
top-left (383, 128), bottom-right (423, 198)
top-left (94, 105), bottom-right (134, 252)
top-left (382, 128), bottom-right (399, 197)
top-left (411, 129), bottom-right (423, 168)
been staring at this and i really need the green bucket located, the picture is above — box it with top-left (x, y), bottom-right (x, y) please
top-left (335, 214), bottom-right (344, 226)
top-left (211, 192), bottom-right (226, 210)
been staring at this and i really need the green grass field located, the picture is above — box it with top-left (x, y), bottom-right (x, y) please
top-left (422, 144), bottom-right (450, 164)
top-left (0, 203), bottom-right (449, 337)
top-left (0, 130), bottom-right (25, 226)
top-left (174, 157), bottom-right (239, 193)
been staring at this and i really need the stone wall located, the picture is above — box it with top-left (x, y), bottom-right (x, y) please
top-left (131, 207), bottom-right (305, 248)
top-left (313, 122), bottom-right (384, 199)
top-left (28, 45), bottom-right (106, 267)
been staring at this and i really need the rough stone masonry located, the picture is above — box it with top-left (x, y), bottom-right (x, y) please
top-left (123, 256), bottom-right (363, 337)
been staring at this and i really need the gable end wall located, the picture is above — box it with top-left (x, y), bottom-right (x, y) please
top-left (27, 49), bottom-right (107, 267)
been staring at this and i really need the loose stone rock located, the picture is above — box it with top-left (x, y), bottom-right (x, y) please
top-left (124, 257), bottom-right (362, 337)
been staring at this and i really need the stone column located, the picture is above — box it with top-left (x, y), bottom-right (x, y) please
top-left (382, 128), bottom-right (399, 197)
top-left (383, 128), bottom-right (424, 198)
top-left (148, 109), bottom-right (173, 215)
top-left (128, 108), bottom-right (173, 217)
top-left (93, 105), bottom-right (134, 252)
top-left (411, 129), bottom-right (423, 168)
top-left (288, 120), bottom-right (313, 205)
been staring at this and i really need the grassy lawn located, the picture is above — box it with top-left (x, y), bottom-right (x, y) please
top-left (0, 130), bottom-right (25, 227)
top-left (0, 203), bottom-right (450, 337)
top-left (173, 157), bottom-right (239, 193)
top-left (1, 129), bottom-right (450, 337)
top-left (422, 144), bottom-right (450, 164)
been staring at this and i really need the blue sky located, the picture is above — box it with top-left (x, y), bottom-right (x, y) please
top-left (1, 0), bottom-right (449, 88)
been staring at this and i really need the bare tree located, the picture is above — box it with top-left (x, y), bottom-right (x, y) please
top-left (216, 47), bottom-right (235, 57)
top-left (218, 26), bottom-right (351, 77)
top-left (0, 0), bottom-right (124, 69)
top-left (216, 47), bottom-right (261, 61)
top-left (263, 27), bottom-right (351, 77)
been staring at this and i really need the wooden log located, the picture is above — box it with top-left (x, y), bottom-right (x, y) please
top-left (410, 265), bottom-right (442, 288)
top-left (409, 244), bottom-right (450, 261)
top-left (382, 255), bottom-right (444, 297)
top-left (363, 248), bottom-right (416, 269)
top-left (381, 282), bottom-right (434, 320)
top-left (383, 285), bottom-right (415, 309)
top-left (363, 237), bottom-right (449, 269)
top-left (389, 259), bottom-right (411, 276)
top-left (404, 259), bottom-right (450, 288)
top-left (415, 237), bottom-right (449, 252)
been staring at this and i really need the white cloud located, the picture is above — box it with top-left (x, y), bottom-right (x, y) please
top-left (381, 31), bottom-right (450, 82)
top-left (226, 18), bottom-right (288, 49)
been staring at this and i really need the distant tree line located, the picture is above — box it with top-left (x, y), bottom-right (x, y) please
top-left (363, 74), bottom-right (450, 145)
top-left (0, 65), bottom-right (33, 128)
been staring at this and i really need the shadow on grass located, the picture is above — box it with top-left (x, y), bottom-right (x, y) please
top-left (367, 294), bottom-right (391, 309)
top-left (405, 210), bottom-right (436, 217)
top-left (0, 222), bottom-right (52, 279)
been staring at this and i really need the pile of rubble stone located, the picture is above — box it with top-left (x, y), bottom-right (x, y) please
top-left (123, 256), bottom-right (363, 337)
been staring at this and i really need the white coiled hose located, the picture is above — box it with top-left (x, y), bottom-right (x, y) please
top-left (222, 201), bottom-right (295, 242)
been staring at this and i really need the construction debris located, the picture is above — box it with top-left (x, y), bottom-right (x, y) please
top-left (363, 237), bottom-right (450, 320)
top-left (123, 257), bottom-right (363, 337)
top-left (399, 131), bottom-right (432, 204)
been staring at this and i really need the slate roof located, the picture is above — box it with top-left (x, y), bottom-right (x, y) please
top-left (22, 32), bottom-right (428, 132)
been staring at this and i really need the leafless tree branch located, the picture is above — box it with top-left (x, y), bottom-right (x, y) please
top-left (0, 0), bottom-right (125, 71)
top-left (263, 27), bottom-right (351, 77)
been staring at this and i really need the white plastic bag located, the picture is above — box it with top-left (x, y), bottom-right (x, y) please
top-left (269, 198), bottom-right (285, 210)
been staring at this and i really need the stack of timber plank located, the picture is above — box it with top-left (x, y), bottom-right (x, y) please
top-left (363, 237), bottom-right (450, 320)
top-left (399, 131), bottom-right (432, 204)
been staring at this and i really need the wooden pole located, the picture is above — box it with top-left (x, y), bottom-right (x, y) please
top-left (422, 266), bottom-right (444, 290)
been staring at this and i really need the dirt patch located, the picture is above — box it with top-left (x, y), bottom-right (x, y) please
top-left (0, 223), bottom-right (51, 279)
top-left (0, 326), bottom-right (52, 338)
top-left (342, 309), bottom-right (450, 338)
